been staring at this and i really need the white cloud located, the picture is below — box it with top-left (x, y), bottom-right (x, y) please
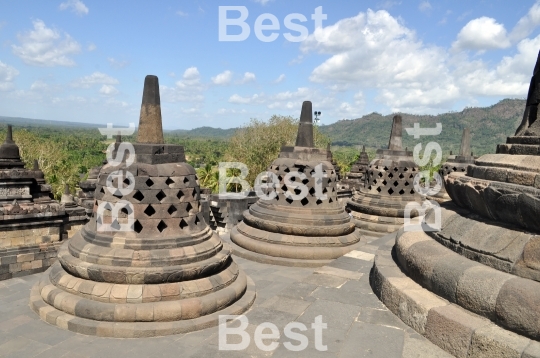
top-left (510, 1), bottom-right (540, 43)
top-left (0, 61), bottom-right (18, 91)
top-left (30, 80), bottom-right (48, 91)
top-left (12, 20), bottom-right (81, 67)
top-left (273, 74), bottom-right (286, 83)
top-left (297, 8), bottom-right (535, 114)
top-left (72, 72), bottom-right (119, 88)
top-left (212, 70), bottom-right (232, 85)
top-left (87, 43), bottom-right (96, 51)
top-left (253, 0), bottom-right (273, 5)
top-left (108, 58), bottom-right (129, 69)
top-left (177, 11), bottom-right (188, 17)
top-left (240, 72), bottom-right (256, 84)
top-left (419, 1), bottom-right (432, 13)
top-left (99, 84), bottom-right (119, 96)
top-left (59, 0), bottom-right (89, 15)
top-left (229, 93), bottom-right (264, 104)
top-left (378, 1), bottom-right (401, 10)
top-left (452, 17), bottom-right (511, 51)
top-left (160, 66), bottom-right (204, 103)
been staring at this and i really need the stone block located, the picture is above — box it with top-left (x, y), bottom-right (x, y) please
top-left (468, 324), bottom-right (530, 358)
top-left (425, 305), bottom-right (489, 358)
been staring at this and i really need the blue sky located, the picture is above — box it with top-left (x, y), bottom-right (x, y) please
top-left (1, 0), bottom-right (540, 129)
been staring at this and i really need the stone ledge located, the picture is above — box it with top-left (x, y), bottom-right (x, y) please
top-left (30, 274), bottom-right (256, 338)
top-left (371, 239), bottom-right (540, 358)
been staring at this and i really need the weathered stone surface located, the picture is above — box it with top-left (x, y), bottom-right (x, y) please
top-left (468, 324), bottom-right (530, 358)
top-left (425, 305), bottom-right (489, 358)
top-left (30, 75), bottom-right (254, 337)
top-left (230, 101), bottom-right (361, 266)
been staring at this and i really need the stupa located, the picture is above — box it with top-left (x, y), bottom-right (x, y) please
top-left (372, 50), bottom-right (540, 357)
top-left (430, 128), bottom-right (476, 203)
top-left (341, 145), bottom-right (370, 191)
top-left (228, 101), bottom-right (361, 267)
top-left (0, 126), bottom-right (67, 280)
top-left (30, 75), bottom-right (255, 338)
top-left (347, 115), bottom-right (422, 237)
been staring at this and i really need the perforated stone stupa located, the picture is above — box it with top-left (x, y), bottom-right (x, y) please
top-left (372, 50), bottom-right (540, 357)
top-left (341, 145), bottom-right (370, 191)
top-left (30, 75), bottom-right (255, 338)
top-left (228, 101), bottom-right (361, 267)
top-left (346, 115), bottom-right (422, 237)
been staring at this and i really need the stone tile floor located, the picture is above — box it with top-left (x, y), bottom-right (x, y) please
top-left (0, 234), bottom-right (452, 357)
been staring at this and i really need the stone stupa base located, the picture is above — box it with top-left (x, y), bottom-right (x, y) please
top-left (30, 256), bottom-right (256, 338)
top-left (226, 226), bottom-right (362, 267)
top-left (371, 236), bottom-right (540, 357)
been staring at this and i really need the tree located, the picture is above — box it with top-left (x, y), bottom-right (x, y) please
top-left (225, 115), bottom-right (330, 186)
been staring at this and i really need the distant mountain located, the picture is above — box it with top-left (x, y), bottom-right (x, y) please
top-left (0, 98), bottom-right (527, 155)
top-left (168, 126), bottom-right (237, 139)
top-left (319, 98), bottom-right (526, 156)
top-left (0, 116), bottom-right (105, 128)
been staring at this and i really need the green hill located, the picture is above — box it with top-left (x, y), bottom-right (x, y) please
top-left (319, 98), bottom-right (525, 156)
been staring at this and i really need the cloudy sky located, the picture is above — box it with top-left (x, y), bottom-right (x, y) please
top-left (1, 0), bottom-right (539, 129)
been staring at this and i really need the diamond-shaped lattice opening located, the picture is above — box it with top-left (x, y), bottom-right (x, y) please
top-left (302, 178), bottom-right (309, 185)
top-left (281, 184), bottom-right (288, 192)
top-left (157, 220), bottom-right (167, 232)
top-left (179, 219), bottom-right (188, 229)
top-left (133, 191), bottom-right (144, 202)
top-left (388, 188), bottom-right (394, 195)
top-left (298, 167), bottom-right (304, 173)
top-left (403, 167), bottom-right (408, 172)
top-left (192, 188), bottom-right (198, 198)
top-left (195, 215), bottom-right (201, 225)
top-left (183, 177), bottom-right (190, 184)
top-left (285, 197), bottom-right (294, 204)
top-left (399, 189), bottom-right (405, 195)
top-left (393, 181), bottom-right (399, 187)
top-left (409, 174), bottom-right (414, 179)
top-left (460, 168), bottom-right (466, 172)
top-left (382, 180), bottom-right (387, 185)
top-left (301, 197), bottom-right (309, 206)
top-left (156, 190), bottom-right (166, 202)
top-left (186, 202), bottom-right (193, 213)
top-left (134, 220), bottom-right (143, 233)
top-left (394, 167), bottom-right (399, 172)
top-left (378, 172), bottom-right (383, 177)
top-left (146, 178), bottom-right (154, 187)
top-left (316, 199), bottom-right (323, 205)
top-left (368, 186), bottom-right (372, 190)
top-left (167, 205), bottom-right (177, 215)
top-left (123, 178), bottom-right (131, 186)
top-left (329, 198), bottom-right (333, 203)
top-left (388, 173), bottom-right (393, 179)
top-left (373, 179), bottom-right (377, 185)
top-left (120, 207), bottom-right (129, 215)
top-left (322, 187), bottom-right (328, 194)
top-left (410, 189), bottom-right (415, 194)
top-left (284, 167), bottom-right (290, 173)
top-left (399, 173), bottom-right (404, 179)
top-left (412, 168), bottom-right (416, 172)
top-left (384, 166), bottom-right (389, 171)
top-left (404, 181), bottom-right (410, 186)
top-left (100, 187), bottom-right (105, 194)
top-left (144, 205), bottom-right (156, 217)
top-left (294, 188), bottom-right (302, 195)
top-left (309, 187), bottom-right (316, 196)
top-left (376, 187), bottom-right (382, 193)
top-left (165, 177), bottom-right (174, 185)
top-left (452, 167), bottom-right (457, 171)
top-left (177, 190), bottom-right (184, 199)
top-left (277, 175), bottom-right (283, 181)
